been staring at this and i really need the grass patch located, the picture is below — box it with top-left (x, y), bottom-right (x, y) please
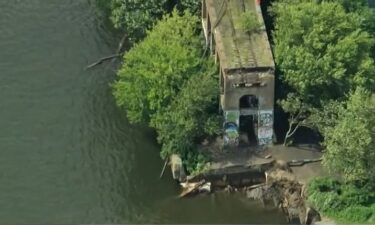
top-left (307, 177), bottom-right (375, 224)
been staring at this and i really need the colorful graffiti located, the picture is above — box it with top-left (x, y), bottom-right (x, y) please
top-left (223, 110), bottom-right (240, 147)
top-left (224, 111), bottom-right (240, 125)
top-left (224, 122), bottom-right (239, 146)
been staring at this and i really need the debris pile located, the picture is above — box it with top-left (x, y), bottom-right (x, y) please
top-left (246, 161), bottom-right (321, 225)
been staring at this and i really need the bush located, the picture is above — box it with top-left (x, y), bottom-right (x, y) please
top-left (239, 11), bottom-right (262, 33)
top-left (369, 205), bottom-right (375, 223)
top-left (308, 177), bottom-right (340, 193)
top-left (307, 177), bottom-right (375, 223)
top-left (340, 184), bottom-right (374, 206)
top-left (336, 206), bottom-right (373, 223)
top-left (183, 151), bottom-right (210, 175)
top-left (308, 190), bottom-right (344, 212)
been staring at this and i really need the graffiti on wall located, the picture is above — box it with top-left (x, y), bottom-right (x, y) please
top-left (258, 110), bottom-right (273, 127)
top-left (257, 110), bottom-right (273, 145)
top-left (224, 110), bottom-right (240, 126)
top-left (258, 127), bottom-right (273, 145)
top-left (223, 110), bottom-right (240, 147)
top-left (224, 123), bottom-right (239, 146)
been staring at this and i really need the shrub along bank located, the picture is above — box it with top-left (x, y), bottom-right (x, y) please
top-left (112, 10), bottom-right (220, 174)
top-left (307, 177), bottom-right (375, 223)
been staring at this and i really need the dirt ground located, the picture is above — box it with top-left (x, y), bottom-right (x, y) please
top-left (202, 139), bottom-right (326, 184)
top-left (264, 145), bottom-right (327, 184)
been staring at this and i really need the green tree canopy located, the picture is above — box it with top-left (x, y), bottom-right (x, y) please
top-left (113, 10), bottom-right (220, 171)
top-left (113, 10), bottom-right (202, 123)
top-left (109, 0), bottom-right (167, 39)
top-left (321, 0), bottom-right (369, 11)
top-left (272, 1), bottom-right (375, 105)
top-left (174, 0), bottom-right (201, 15)
top-left (321, 88), bottom-right (375, 182)
top-left (96, 0), bottom-right (202, 40)
top-left (151, 62), bottom-right (220, 158)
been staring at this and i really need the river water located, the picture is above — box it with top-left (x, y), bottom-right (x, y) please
top-left (0, 1), bottom-right (287, 224)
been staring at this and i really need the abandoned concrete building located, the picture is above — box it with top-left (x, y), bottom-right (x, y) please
top-left (202, 0), bottom-right (275, 147)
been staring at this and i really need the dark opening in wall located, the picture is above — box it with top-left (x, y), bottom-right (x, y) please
top-left (239, 95), bottom-right (258, 109)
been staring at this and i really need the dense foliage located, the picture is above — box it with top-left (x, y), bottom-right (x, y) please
top-left (113, 10), bottom-right (202, 123)
top-left (272, 1), bottom-right (375, 104)
top-left (110, 0), bottom-right (167, 38)
top-left (95, 0), bottom-right (167, 40)
top-left (96, 0), bottom-right (202, 41)
top-left (273, 2), bottom-right (375, 222)
top-left (151, 61), bottom-right (220, 159)
top-left (272, 0), bottom-right (375, 223)
top-left (113, 10), bottom-right (219, 173)
top-left (174, 0), bottom-right (201, 15)
top-left (307, 177), bottom-right (375, 223)
top-left (320, 89), bottom-right (375, 182)
top-left (272, 0), bottom-right (375, 146)
top-left (239, 11), bottom-right (262, 33)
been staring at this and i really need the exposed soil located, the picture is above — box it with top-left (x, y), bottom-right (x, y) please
top-left (245, 162), bottom-right (322, 225)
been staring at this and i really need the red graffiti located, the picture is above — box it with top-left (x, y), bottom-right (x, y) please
top-left (256, 0), bottom-right (261, 5)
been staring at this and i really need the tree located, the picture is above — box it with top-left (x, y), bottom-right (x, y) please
top-left (272, 1), bottom-right (375, 144)
top-left (151, 61), bottom-right (220, 159)
top-left (109, 0), bottom-right (167, 40)
top-left (174, 0), bottom-right (201, 15)
top-left (95, 0), bottom-right (203, 41)
top-left (272, 1), bottom-right (375, 106)
top-left (326, 0), bottom-right (375, 41)
top-left (321, 0), bottom-right (369, 12)
top-left (279, 94), bottom-right (312, 145)
top-left (113, 10), bottom-right (220, 173)
top-left (321, 88), bottom-right (375, 182)
top-left (113, 10), bottom-right (202, 123)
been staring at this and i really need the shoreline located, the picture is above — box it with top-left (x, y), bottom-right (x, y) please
top-left (172, 145), bottom-right (326, 224)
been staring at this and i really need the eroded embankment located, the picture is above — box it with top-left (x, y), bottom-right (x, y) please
top-left (179, 159), bottom-right (322, 225)
top-left (246, 162), bottom-right (321, 225)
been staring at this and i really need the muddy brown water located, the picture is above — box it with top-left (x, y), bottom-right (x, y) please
top-left (0, 1), bottom-right (288, 223)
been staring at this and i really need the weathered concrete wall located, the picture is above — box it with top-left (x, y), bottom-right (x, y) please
top-left (222, 70), bottom-right (275, 146)
top-left (222, 71), bottom-right (275, 111)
